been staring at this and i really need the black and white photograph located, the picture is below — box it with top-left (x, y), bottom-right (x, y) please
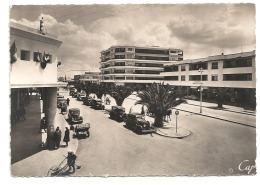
top-left (1, 0), bottom-right (259, 183)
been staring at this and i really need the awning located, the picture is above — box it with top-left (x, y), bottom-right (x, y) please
top-left (11, 82), bottom-right (68, 88)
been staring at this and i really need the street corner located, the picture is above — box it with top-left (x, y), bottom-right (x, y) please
top-left (154, 126), bottom-right (191, 139)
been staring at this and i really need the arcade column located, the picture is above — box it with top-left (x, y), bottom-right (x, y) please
top-left (44, 87), bottom-right (57, 150)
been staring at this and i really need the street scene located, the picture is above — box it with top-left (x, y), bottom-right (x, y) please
top-left (8, 3), bottom-right (257, 179)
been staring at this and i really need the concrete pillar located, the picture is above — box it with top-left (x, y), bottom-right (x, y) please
top-left (44, 87), bottom-right (57, 150)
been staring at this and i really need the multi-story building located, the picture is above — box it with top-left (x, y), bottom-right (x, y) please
top-left (99, 45), bottom-right (183, 85)
top-left (162, 50), bottom-right (256, 108)
top-left (10, 21), bottom-right (65, 163)
top-left (74, 72), bottom-right (100, 84)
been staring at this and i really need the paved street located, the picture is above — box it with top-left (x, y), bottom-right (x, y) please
top-left (60, 91), bottom-right (256, 176)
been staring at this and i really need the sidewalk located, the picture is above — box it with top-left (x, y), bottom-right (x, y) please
top-left (186, 99), bottom-right (256, 116)
top-left (11, 109), bottom-right (78, 177)
top-left (175, 100), bottom-right (256, 128)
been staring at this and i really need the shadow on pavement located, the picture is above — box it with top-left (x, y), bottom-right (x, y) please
top-left (11, 96), bottom-right (42, 164)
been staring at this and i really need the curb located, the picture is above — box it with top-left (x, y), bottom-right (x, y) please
top-left (172, 108), bottom-right (256, 128)
top-left (187, 102), bottom-right (256, 116)
top-left (153, 127), bottom-right (191, 139)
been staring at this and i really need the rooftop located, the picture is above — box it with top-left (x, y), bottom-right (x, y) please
top-left (10, 21), bottom-right (62, 44)
top-left (164, 50), bottom-right (255, 66)
top-left (101, 45), bottom-right (183, 53)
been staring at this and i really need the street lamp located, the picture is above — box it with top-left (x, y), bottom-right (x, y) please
top-left (198, 67), bottom-right (204, 113)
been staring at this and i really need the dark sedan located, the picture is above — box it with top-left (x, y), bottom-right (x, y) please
top-left (125, 113), bottom-right (153, 134)
top-left (68, 108), bottom-right (83, 124)
top-left (109, 106), bottom-right (126, 121)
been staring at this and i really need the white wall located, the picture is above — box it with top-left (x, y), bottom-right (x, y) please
top-left (10, 29), bottom-right (60, 86)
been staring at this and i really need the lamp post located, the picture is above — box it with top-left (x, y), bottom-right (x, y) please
top-left (198, 68), bottom-right (204, 113)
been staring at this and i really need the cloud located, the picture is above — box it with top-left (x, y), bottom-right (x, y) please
top-left (10, 4), bottom-right (255, 76)
top-left (167, 4), bottom-right (255, 53)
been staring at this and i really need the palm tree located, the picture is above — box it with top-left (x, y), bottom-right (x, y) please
top-left (110, 85), bottom-right (132, 106)
top-left (83, 81), bottom-right (94, 96)
top-left (136, 82), bottom-right (185, 127)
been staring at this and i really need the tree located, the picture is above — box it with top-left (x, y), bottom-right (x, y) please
top-left (83, 81), bottom-right (94, 96)
top-left (215, 87), bottom-right (228, 109)
top-left (136, 82), bottom-right (185, 127)
top-left (110, 85), bottom-right (132, 106)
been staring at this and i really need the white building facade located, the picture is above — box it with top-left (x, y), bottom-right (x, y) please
top-left (99, 45), bottom-right (183, 85)
top-left (162, 51), bottom-right (256, 108)
top-left (74, 72), bottom-right (100, 83)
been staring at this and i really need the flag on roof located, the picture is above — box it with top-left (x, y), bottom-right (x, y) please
top-left (43, 51), bottom-right (50, 63)
top-left (10, 41), bottom-right (17, 64)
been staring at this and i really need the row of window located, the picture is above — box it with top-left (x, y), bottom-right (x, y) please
top-left (164, 73), bottom-right (252, 81)
top-left (103, 70), bottom-right (160, 75)
top-left (165, 58), bottom-right (253, 72)
top-left (102, 73), bottom-right (252, 82)
top-left (101, 54), bottom-right (184, 62)
top-left (104, 48), bottom-right (180, 55)
top-left (223, 58), bottom-right (252, 68)
top-left (20, 50), bottom-right (52, 62)
top-left (102, 62), bottom-right (164, 68)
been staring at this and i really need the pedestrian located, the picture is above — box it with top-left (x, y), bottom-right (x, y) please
top-left (39, 117), bottom-right (47, 133)
top-left (63, 127), bottom-right (70, 147)
top-left (105, 97), bottom-right (110, 105)
top-left (67, 151), bottom-right (77, 173)
top-left (66, 98), bottom-right (70, 106)
top-left (141, 105), bottom-right (145, 115)
top-left (54, 127), bottom-right (62, 149)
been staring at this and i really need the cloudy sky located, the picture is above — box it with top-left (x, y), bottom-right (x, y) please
top-left (9, 3), bottom-right (256, 78)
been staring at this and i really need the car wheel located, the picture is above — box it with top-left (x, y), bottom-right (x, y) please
top-left (136, 126), bottom-right (142, 135)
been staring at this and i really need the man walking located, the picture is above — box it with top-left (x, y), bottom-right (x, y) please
top-left (66, 98), bottom-right (70, 106)
top-left (67, 151), bottom-right (77, 173)
top-left (63, 127), bottom-right (70, 147)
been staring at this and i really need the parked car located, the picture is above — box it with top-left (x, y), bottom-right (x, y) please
top-left (91, 99), bottom-right (105, 110)
top-left (57, 95), bottom-right (64, 99)
top-left (57, 98), bottom-right (67, 108)
top-left (72, 92), bottom-right (79, 98)
top-left (125, 113), bottom-right (153, 134)
top-left (184, 95), bottom-right (199, 100)
top-left (77, 93), bottom-right (86, 101)
top-left (69, 88), bottom-right (76, 96)
top-left (109, 106), bottom-right (126, 121)
top-left (83, 97), bottom-right (93, 106)
top-left (74, 123), bottom-right (90, 138)
top-left (68, 108), bottom-right (83, 124)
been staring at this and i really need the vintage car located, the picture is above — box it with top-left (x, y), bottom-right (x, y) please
top-left (77, 93), bottom-right (86, 101)
top-left (72, 92), bottom-right (79, 98)
top-left (109, 106), bottom-right (126, 121)
top-left (125, 113), bottom-right (153, 134)
top-left (91, 99), bottom-right (105, 110)
top-left (68, 108), bottom-right (83, 124)
top-left (83, 96), bottom-right (93, 106)
top-left (69, 88), bottom-right (77, 96)
top-left (57, 95), bottom-right (64, 99)
top-left (74, 123), bottom-right (90, 138)
top-left (184, 95), bottom-right (199, 101)
top-left (57, 98), bottom-right (67, 109)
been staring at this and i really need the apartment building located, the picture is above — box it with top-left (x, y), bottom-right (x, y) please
top-left (162, 50), bottom-right (256, 107)
top-left (99, 45), bottom-right (183, 85)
